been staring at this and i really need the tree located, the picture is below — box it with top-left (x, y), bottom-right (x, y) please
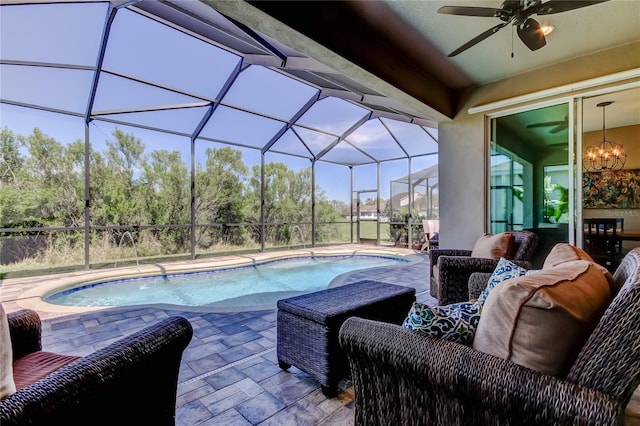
top-left (90, 129), bottom-right (147, 239)
top-left (141, 149), bottom-right (190, 251)
top-left (0, 127), bottom-right (26, 226)
top-left (195, 146), bottom-right (249, 247)
top-left (15, 128), bottom-right (84, 228)
top-left (249, 162), bottom-right (314, 245)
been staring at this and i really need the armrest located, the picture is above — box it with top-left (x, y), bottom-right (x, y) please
top-left (0, 315), bottom-right (193, 426)
top-left (339, 317), bottom-right (623, 426)
top-left (437, 256), bottom-right (500, 305)
top-left (436, 257), bottom-right (532, 305)
top-left (468, 272), bottom-right (492, 300)
top-left (7, 309), bottom-right (42, 360)
top-left (429, 249), bottom-right (472, 275)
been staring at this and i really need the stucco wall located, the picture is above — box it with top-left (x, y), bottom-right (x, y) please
top-left (438, 112), bottom-right (486, 248)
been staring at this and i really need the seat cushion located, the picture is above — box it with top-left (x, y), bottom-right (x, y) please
top-left (472, 260), bottom-right (611, 377)
top-left (471, 232), bottom-right (515, 259)
top-left (13, 351), bottom-right (80, 391)
top-left (0, 304), bottom-right (16, 400)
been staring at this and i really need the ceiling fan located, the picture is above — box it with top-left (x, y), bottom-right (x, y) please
top-left (527, 115), bottom-right (568, 133)
top-left (438, 0), bottom-right (609, 57)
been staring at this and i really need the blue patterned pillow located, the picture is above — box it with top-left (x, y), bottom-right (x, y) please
top-left (402, 301), bottom-right (481, 345)
top-left (477, 257), bottom-right (527, 305)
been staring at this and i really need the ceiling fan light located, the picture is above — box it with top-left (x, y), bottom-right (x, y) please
top-left (540, 24), bottom-right (555, 36)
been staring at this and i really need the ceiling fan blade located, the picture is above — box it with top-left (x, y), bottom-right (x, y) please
top-left (437, 6), bottom-right (502, 17)
top-left (448, 22), bottom-right (509, 57)
top-left (517, 18), bottom-right (546, 51)
top-left (527, 121), bottom-right (566, 129)
top-left (536, 0), bottom-right (609, 15)
top-left (550, 123), bottom-right (568, 133)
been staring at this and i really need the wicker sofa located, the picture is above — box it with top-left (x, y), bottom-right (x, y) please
top-left (430, 230), bottom-right (539, 305)
top-left (340, 247), bottom-right (640, 425)
top-left (0, 309), bottom-right (193, 426)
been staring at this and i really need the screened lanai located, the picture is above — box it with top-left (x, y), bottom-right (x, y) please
top-left (0, 0), bottom-right (438, 277)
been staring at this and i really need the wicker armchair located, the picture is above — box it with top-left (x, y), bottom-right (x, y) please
top-left (430, 230), bottom-right (538, 305)
top-left (339, 248), bottom-right (640, 425)
top-left (468, 271), bottom-right (494, 300)
top-left (0, 310), bottom-right (193, 426)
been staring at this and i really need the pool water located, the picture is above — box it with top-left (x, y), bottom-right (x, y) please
top-left (46, 255), bottom-right (407, 309)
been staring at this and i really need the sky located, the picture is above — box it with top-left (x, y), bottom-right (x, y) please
top-left (0, 1), bottom-right (439, 203)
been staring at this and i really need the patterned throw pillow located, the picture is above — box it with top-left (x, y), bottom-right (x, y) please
top-left (402, 301), bottom-right (482, 345)
top-left (477, 257), bottom-right (527, 305)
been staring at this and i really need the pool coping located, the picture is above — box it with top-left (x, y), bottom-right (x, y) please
top-left (1, 245), bottom-right (423, 317)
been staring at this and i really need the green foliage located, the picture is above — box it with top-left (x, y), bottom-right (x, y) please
top-left (1, 126), bottom-right (380, 271)
top-left (543, 175), bottom-right (569, 223)
top-left (249, 162), bottom-right (314, 245)
top-left (195, 146), bottom-right (249, 247)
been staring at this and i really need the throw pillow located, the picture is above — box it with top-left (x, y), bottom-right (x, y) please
top-left (477, 257), bottom-right (527, 305)
top-left (472, 260), bottom-right (611, 377)
top-left (471, 232), bottom-right (515, 259)
top-left (403, 301), bottom-right (481, 345)
top-left (0, 304), bottom-right (16, 400)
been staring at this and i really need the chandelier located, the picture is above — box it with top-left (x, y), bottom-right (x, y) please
top-left (584, 101), bottom-right (626, 172)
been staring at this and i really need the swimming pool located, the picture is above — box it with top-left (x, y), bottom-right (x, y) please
top-left (45, 255), bottom-right (409, 310)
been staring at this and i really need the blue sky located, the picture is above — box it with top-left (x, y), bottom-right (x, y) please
top-left (0, 1), bottom-right (438, 203)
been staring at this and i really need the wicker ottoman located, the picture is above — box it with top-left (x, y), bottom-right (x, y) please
top-left (276, 280), bottom-right (416, 397)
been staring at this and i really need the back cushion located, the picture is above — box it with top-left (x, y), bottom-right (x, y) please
top-left (472, 260), bottom-right (611, 377)
top-left (542, 243), bottom-right (594, 269)
top-left (471, 232), bottom-right (514, 259)
top-left (0, 304), bottom-right (16, 400)
top-left (543, 243), bottom-right (614, 289)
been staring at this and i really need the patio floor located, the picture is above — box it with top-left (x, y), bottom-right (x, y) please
top-left (1, 245), bottom-right (436, 425)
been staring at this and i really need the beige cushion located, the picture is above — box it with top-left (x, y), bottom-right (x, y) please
top-left (471, 232), bottom-right (514, 259)
top-left (472, 260), bottom-right (611, 377)
top-left (542, 243), bottom-right (615, 289)
top-left (625, 385), bottom-right (640, 425)
top-left (0, 304), bottom-right (16, 400)
top-left (542, 243), bottom-right (594, 269)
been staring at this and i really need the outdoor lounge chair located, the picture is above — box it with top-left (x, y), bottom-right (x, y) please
top-left (420, 219), bottom-right (440, 251)
top-left (430, 230), bottom-right (538, 305)
top-left (0, 309), bottom-right (193, 426)
top-left (339, 247), bottom-right (640, 425)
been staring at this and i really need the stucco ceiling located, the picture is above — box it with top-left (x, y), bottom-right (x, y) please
top-left (385, 0), bottom-right (640, 86)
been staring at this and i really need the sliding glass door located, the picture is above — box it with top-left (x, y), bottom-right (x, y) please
top-left (488, 85), bottom-right (639, 268)
top-left (490, 103), bottom-right (570, 256)
top-left (489, 147), bottom-right (528, 233)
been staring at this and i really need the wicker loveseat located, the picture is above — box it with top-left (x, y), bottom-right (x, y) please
top-left (430, 230), bottom-right (539, 305)
top-left (340, 247), bottom-right (640, 425)
top-left (0, 309), bottom-right (193, 426)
